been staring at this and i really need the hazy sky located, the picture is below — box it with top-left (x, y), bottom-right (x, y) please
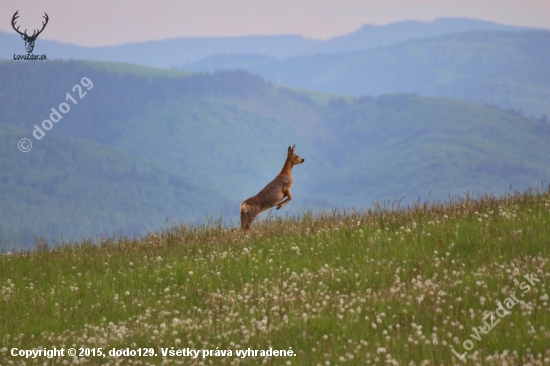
top-left (2, 0), bottom-right (549, 47)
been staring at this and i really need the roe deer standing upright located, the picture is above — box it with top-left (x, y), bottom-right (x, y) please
top-left (240, 145), bottom-right (305, 230)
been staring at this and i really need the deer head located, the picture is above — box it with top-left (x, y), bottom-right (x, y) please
top-left (12, 11), bottom-right (49, 54)
top-left (287, 144), bottom-right (305, 165)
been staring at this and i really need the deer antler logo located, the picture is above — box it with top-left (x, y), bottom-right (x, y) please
top-left (12, 10), bottom-right (49, 54)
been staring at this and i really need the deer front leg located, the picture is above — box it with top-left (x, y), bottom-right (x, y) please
top-left (276, 190), bottom-right (292, 210)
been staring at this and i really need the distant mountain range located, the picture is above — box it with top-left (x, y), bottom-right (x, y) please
top-left (0, 17), bottom-right (539, 68)
top-left (3, 17), bottom-right (546, 117)
top-left (1, 61), bottom-right (549, 248)
top-left (182, 30), bottom-right (550, 117)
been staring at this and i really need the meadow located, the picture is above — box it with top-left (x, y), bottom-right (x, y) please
top-left (1, 189), bottom-right (549, 365)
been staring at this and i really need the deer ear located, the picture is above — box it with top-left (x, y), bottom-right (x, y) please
top-left (292, 144), bottom-right (296, 153)
top-left (288, 146), bottom-right (292, 154)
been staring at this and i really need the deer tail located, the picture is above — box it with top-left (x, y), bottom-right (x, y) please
top-left (240, 202), bottom-right (251, 213)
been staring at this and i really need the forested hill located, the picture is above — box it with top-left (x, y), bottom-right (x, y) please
top-left (0, 61), bottom-right (266, 144)
top-left (182, 30), bottom-right (550, 118)
top-left (0, 122), bottom-right (231, 247)
top-left (1, 60), bottom-right (549, 248)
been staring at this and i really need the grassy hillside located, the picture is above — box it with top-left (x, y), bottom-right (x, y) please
top-left (0, 123), bottom-right (230, 247)
top-left (1, 61), bottom-right (550, 246)
top-left (183, 30), bottom-right (550, 117)
top-left (1, 190), bottom-right (549, 365)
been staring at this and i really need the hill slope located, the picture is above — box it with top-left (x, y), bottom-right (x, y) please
top-left (1, 190), bottom-right (549, 364)
top-left (183, 30), bottom-right (550, 117)
top-left (313, 94), bottom-right (550, 207)
top-left (1, 61), bottom-right (550, 245)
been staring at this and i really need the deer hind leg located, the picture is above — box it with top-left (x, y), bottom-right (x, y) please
top-left (240, 202), bottom-right (251, 230)
top-left (246, 208), bottom-right (260, 229)
top-left (241, 203), bottom-right (260, 230)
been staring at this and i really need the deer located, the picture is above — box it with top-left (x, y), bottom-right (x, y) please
top-left (12, 10), bottom-right (49, 54)
top-left (240, 145), bottom-right (305, 230)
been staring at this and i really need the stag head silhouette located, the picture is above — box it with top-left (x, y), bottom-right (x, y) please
top-left (12, 11), bottom-right (49, 54)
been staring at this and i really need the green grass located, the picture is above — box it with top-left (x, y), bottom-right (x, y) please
top-left (1, 189), bottom-right (549, 365)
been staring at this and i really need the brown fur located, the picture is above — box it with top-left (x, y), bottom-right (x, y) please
top-left (240, 145), bottom-right (304, 230)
